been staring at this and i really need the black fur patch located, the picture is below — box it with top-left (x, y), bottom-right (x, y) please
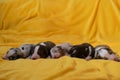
top-left (69, 43), bottom-right (95, 59)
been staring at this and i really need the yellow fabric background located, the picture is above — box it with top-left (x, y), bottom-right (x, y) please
top-left (0, 0), bottom-right (120, 80)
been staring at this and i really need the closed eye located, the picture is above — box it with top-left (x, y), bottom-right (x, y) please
top-left (21, 47), bottom-right (24, 50)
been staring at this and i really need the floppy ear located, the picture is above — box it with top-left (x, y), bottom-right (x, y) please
top-left (30, 44), bottom-right (35, 55)
top-left (38, 45), bottom-right (49, 58)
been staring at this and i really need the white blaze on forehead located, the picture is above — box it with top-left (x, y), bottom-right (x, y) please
top-left (7, 50), bottom-right (16, 57)
top-left (50, 48), bottom-right (55, 56)
top-left (34, 46), bottom-right (39, 54)
top-left (40, 43), bottom-right (46, 46)
top-left (88, 46), bottom-right (92, 56)
top-left (31, 46), bottom-right (40, 59)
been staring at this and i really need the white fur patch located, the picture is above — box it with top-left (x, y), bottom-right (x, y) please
top-left (31, 46), bottom-right (40, 59)
top-left (40, 43), bottom-right (46, 46)
top-left (73, 50), bottom-right (77, 54)
top-left (98, 49), bottom-right (110, 58)
top-left (88, 46), bottom-right (92, 56)
top-left (7, 50), bottom-right (15, 57)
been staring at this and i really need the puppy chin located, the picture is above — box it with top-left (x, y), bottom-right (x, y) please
top-left (51, 54), bottom-right (61, 59)
top-left (31, 55), bottom-right (40, 60)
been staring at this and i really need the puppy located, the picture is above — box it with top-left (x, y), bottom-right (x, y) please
top-left (50, 43), bottom-right (73, 58)
top-left (69, 43), bottom-right (95, 60)
top-left (19, 44), bottom-right (35, 58)
top-left (31, 41), bottom-right (56, 60)
top-left (95, 45), bottom-right (120, 62)
top-left (2, 48), bottom-right (23, 60)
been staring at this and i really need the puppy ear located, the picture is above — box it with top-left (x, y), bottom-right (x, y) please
top-left (30, 44), bottom-right (35, 55)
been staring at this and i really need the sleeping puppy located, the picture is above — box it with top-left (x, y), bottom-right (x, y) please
top-left (69, 43), bottom-right (95, 60)
top-left (19, 44), bottom-right (35, 58)
top-left (50, 43), bottom-right (73, 59)
top-left (31, 41), bottom-right (56, 60)
top-left (95, 45), bottom-right (120, 62)
top-left (2, 48), bottom-right (23, 60)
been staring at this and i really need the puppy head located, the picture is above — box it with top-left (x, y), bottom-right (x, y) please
top-left (19, 44), bottom-right (35, 58)
top-left (2, 48), bottom-right (22, 60)
top-left (95, 45), bottom-right (115, 59)
top-left (31, 45), bottom-right (49, 60)
top-left (50, 46), bottom-right (66, 58)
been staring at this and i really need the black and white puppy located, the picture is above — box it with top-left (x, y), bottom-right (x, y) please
top-left (19, 44), bottom-right (35, 58)
top-left (31, 41), bottom-right (56, 60)
top-left (95, 45), bottom-right (120, 62)
top-left (50, 43), bottom-right (73, 58)
top-left (2, 48), bottom-right (23, 60)
top-left (69, 43), bottom-right (95, 60)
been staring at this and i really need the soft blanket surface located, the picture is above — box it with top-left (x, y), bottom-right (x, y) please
top-left (0, 0), bottom-right (120, 80)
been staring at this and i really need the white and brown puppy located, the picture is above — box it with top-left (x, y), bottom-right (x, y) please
top-left (2, 48), bottom-right (23, 60)
top-left (95, 45), bottom-right (120, 62)
top-left (50, 43), bottom-right (73, 58)
top-left (31, 41), bottom-right (56, 60)
top-left (69, 43), bottom-right (95, 60)
top-left (19, 44), bottom-right (35, 58)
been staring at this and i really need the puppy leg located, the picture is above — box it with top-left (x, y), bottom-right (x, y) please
top-left (85, 56), bottom-right (92, 61)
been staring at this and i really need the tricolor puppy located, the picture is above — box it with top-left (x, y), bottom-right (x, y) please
top-left (31, 41), bottom-right (56, 60)
top-left (50, 43), bottom-right (73, 58)
top-left (19, 44), bottom-right (35, 58)
top-left (2, 48), bottom-right (23, 60)
top-left (69, 43), bottom-right (95, 60)
top-left (95, 45), bottom-right (120, 62)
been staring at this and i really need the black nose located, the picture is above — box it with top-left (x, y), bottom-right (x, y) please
top-left (32, 57), bottom-right (37, 60)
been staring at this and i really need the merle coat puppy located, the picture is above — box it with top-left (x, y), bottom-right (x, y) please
top-left (2, 48), bottom-right (23, 60)
top-left (50, 43), bottom-right (73, 58)
top-left (95, 45), bottom-right (120, 62)
top-left (69, 43), bottom-right (95, 60)
top-left (31, 41), bottom-right (56, 60)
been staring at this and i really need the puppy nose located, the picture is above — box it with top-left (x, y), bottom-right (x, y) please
top-left (2, 55), bottom-right (6, 59)
top-left (31, 56), bottom-right (37, 60)
top-left (31, 57), bottom-right (37, 60)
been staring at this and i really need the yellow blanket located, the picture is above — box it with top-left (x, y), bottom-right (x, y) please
top-left (0, 0), bottom-right (120, 80)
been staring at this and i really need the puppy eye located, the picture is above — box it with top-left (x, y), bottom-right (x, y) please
top-left (21, 47), bottom-right (24, 50)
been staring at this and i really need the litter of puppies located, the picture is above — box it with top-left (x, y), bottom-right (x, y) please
top-left (2, 41), bottom-right (120, 62)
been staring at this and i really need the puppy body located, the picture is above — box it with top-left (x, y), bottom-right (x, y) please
top-left (19, 44), bottom-right (35, 58)
top-left (50, 43), bottom-right (73, 58)
top-left (31, 41), bottom-right (56, 59)
top-left (95, 45), bottom-right (120, 61)
top-left (69, 43), bottom-right (95, 60)
top-left (2, 48), bottom-right (23, 60)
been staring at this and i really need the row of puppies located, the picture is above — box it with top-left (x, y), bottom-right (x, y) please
top-left (2, 41), bottom-right (120, 62)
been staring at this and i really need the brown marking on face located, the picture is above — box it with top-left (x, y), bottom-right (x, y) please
top-left (50, 46), bottom-right (67, 58)
top-left (2, 48), bottom-right (23, 60)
